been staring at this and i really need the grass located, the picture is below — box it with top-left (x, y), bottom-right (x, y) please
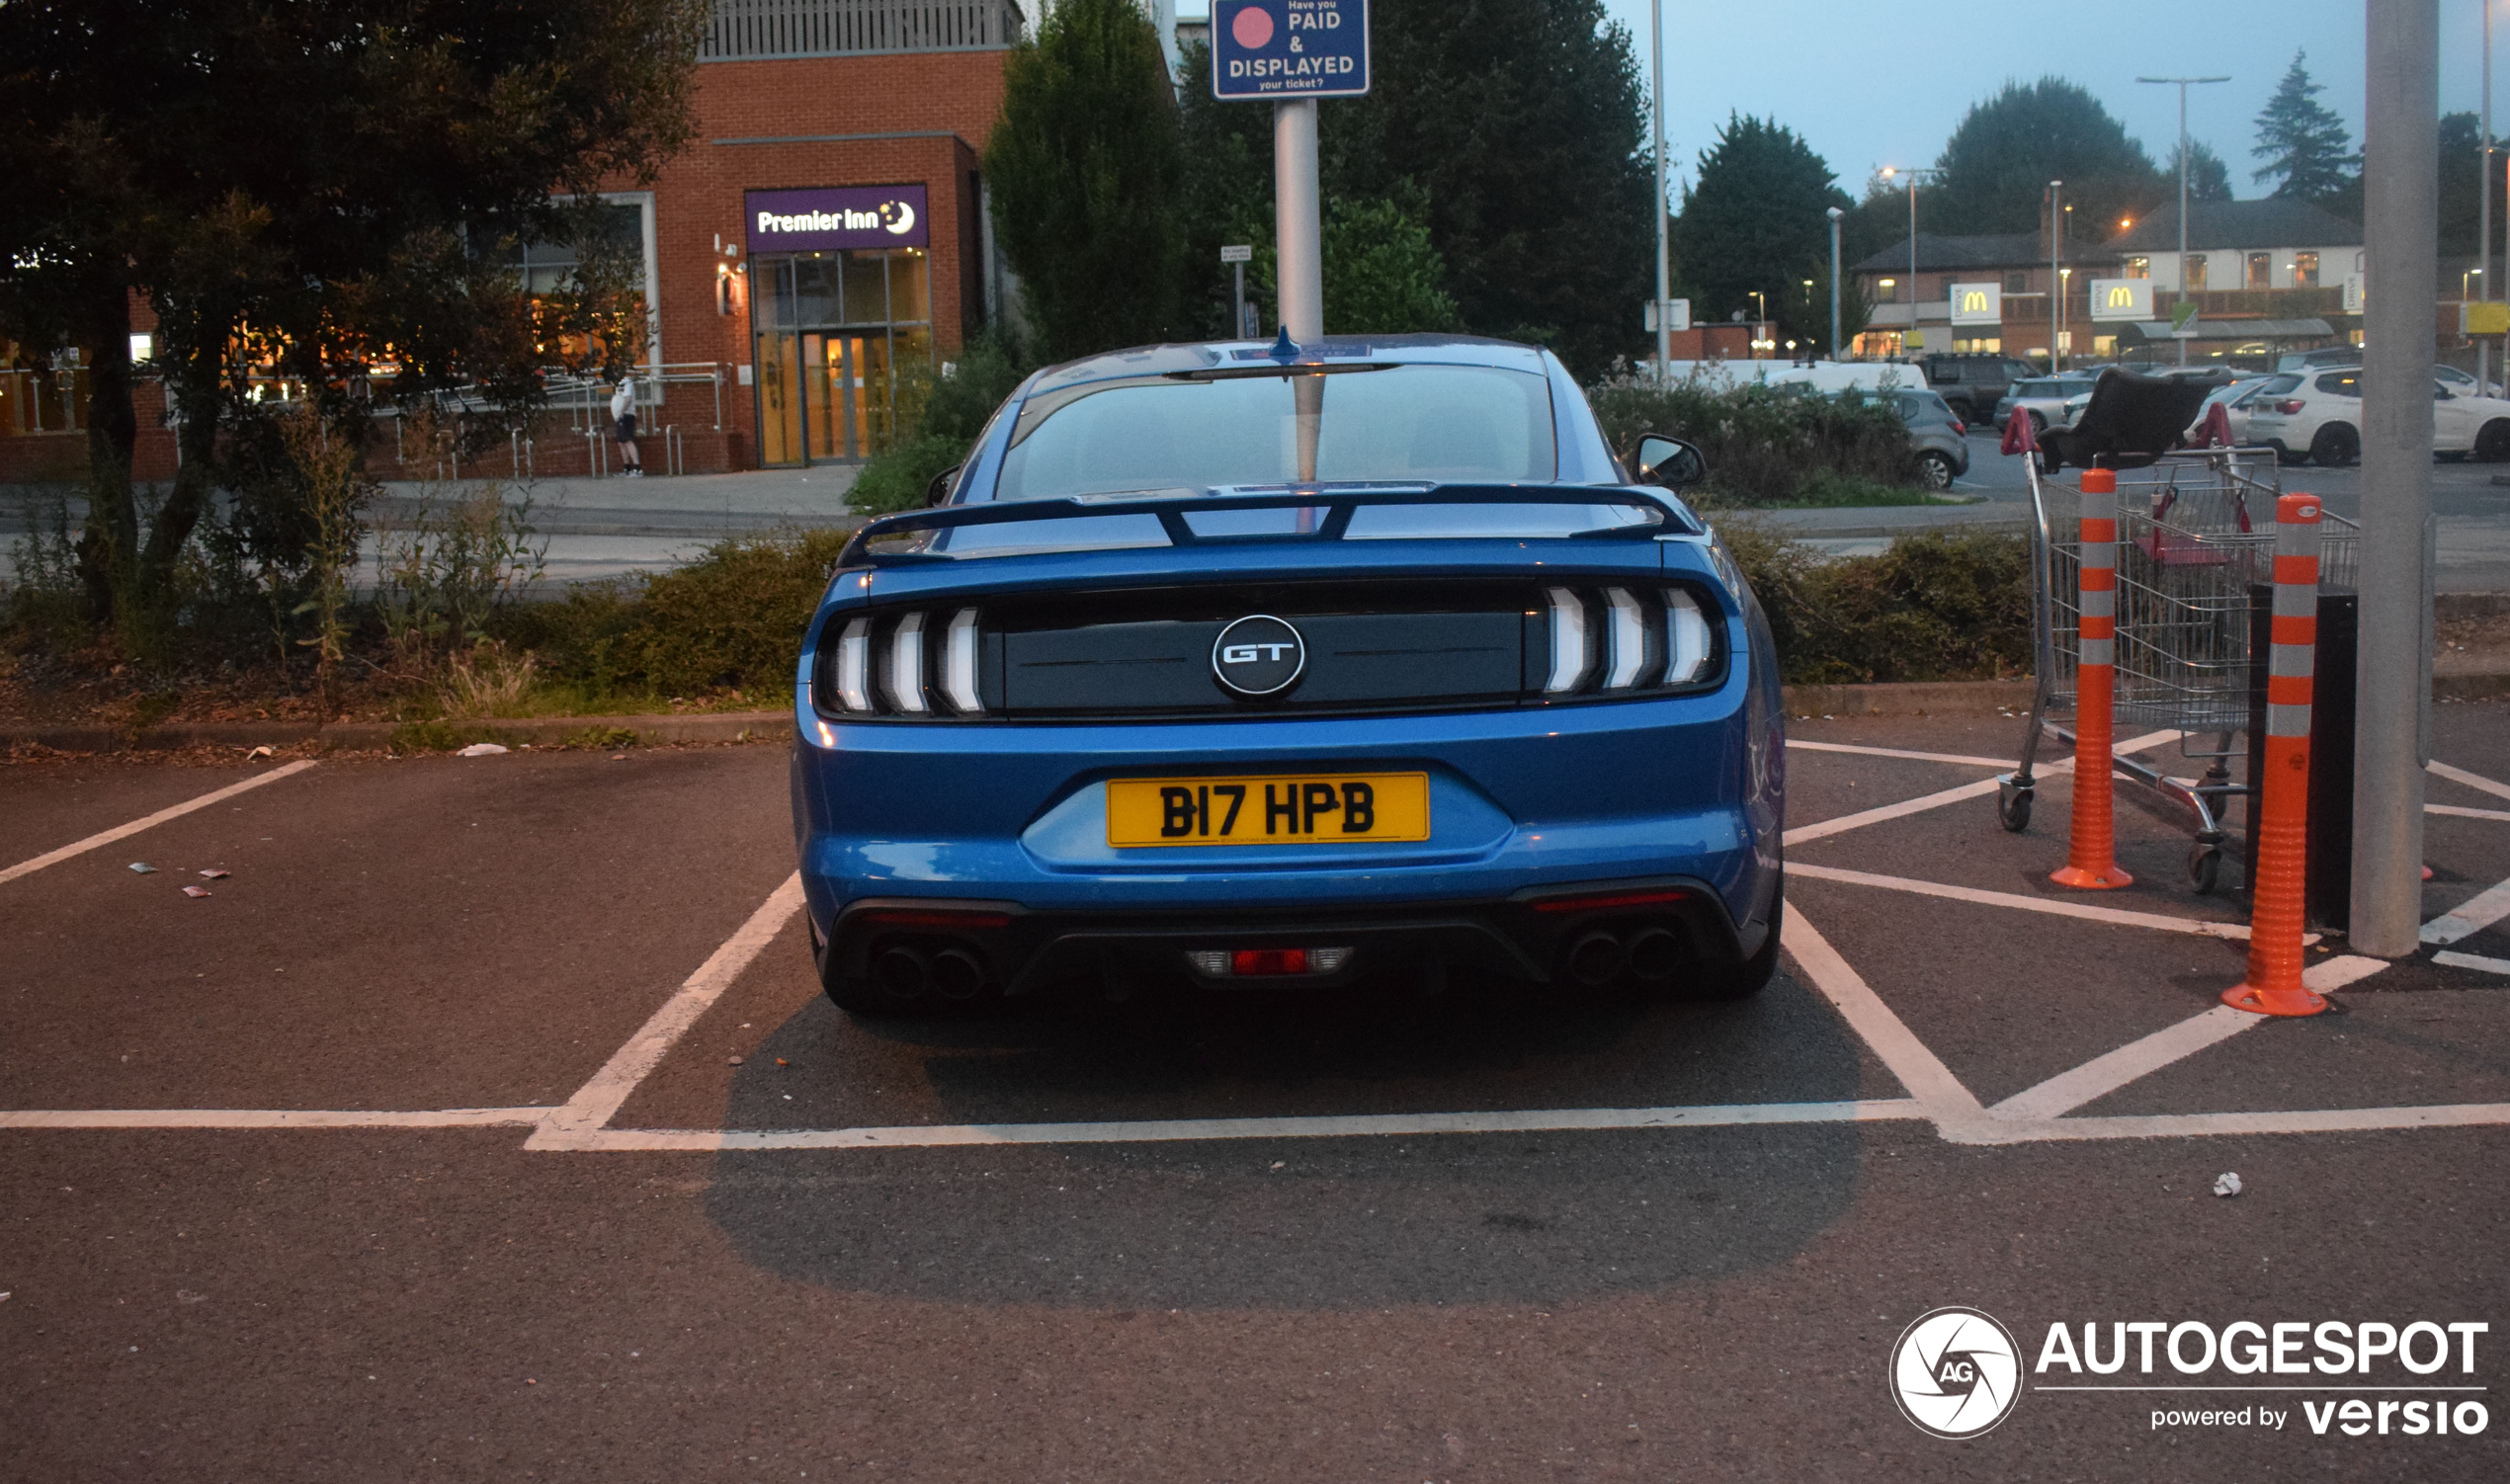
top-left (1698, 473), bottom-right (1969, 510)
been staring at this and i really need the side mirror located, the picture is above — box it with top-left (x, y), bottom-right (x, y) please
top-left (1632, 434), bottom-right (1706, 489)
top-left (2436, 385), bottom-right (2455, 401)
top-left (924, 463), bottom-right (963, 507)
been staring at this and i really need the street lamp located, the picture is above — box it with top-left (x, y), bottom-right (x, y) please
top-left (2137, 74), bottom-right (2231, 367)
top-left (1748, 289), bottom-right (1768, 358)
top-left (1880, 165), bottom-right (1941, 360)
top-left (1827, 205), bottom-right (1846, 361)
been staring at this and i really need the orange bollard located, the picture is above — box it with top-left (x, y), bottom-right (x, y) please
top-left (2052, 466), bottom-right (2133, 889)
top-left (2224, 493), bottom-right (2329, 1016)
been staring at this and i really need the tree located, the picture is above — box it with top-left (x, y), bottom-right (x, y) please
top-left (2251, 50), bottom-right (2360, 203)
top-left (1671, 116), bottom-right (1851, 347)
top-left (0, 0), bottom-right (706, 639)
top-left (2439, 112), bottom-right (2493, 259)
top-left (1932, 79), bottom-right (2164, 237)
top-left (986, 0), bottom-right (1186, 364)
top-left (2166, 139), bottom-right (2235, 203)
top-left (1316, 0), bottom-right (1651, 373)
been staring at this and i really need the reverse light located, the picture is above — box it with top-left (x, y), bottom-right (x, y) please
top-left (836, 617), bottom-right (874, 712)
top-left (885, 612), bottom-right (928, 712)
top-left (943, 608), bottom-right (982, 713)
top-left (1545, 587), bottom-right (1591, 693)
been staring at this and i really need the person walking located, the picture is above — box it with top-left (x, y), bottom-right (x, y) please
top-left (611, 373), bottom-right (644, 476)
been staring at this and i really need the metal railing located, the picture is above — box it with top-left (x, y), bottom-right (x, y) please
top-left (701, 0), bottom-right (1024, 59)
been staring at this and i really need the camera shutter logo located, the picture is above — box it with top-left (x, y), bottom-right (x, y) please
top-left (1212, 616), bottom-right (1305, 696)
top-left (1890, 1307), bottom-right (2023, 1439)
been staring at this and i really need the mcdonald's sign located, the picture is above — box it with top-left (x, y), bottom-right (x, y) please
top-left (1949, 281), bottom-right (2002, 325)
top-left (2089, 278), bottom-right (2152, 322)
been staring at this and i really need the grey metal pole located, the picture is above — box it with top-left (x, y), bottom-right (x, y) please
top-left (2178, 88), bottom-right (2191, 366)
top-left (1828, 206), bottom-right (1844, 360)
top-left (1232, 261), bottom-right (1247, 338)
top-left (2483, 0), bottom-right (2494, 391)
top-left (2353, 0), bottom-right (2439, 956)
top-left (1650, 0), bottom-right (1671, 381)
top-left (1907, 179), bottom-right (1917, 358)
top-left (2050, 181), bottom-right (2062, 371)
top-left (1274, 99), bottom-right (1323, 343)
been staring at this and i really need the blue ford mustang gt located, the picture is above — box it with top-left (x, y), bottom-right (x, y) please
top-left (790, 334), bottom-right (1785, 1014)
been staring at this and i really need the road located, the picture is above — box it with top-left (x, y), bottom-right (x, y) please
top-left (5, 707), bottom-right (2508, 1479)
top-left (1750, 433), bottom-right (2510, 592)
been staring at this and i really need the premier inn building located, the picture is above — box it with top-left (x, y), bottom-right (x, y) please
top-left (623, 0), bottom-right (1032, 470)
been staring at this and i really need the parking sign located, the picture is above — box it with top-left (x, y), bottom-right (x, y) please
top-left (1212, 0), bottom-right (1370, 100)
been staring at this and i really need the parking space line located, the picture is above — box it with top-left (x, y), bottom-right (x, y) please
top-left (1990, 1006), bottom-right (2267, 1121)
top-left (2422, 874), bottom-right (2510, 947)
top-left (0, 760), bottom-right (318, 887)
top-left (0, 1106), bottom-right (553, 1130)
top-left (1786, 740), bottom-right (2014, 768)
top-left (553, 1100), bottom-right (1931, 1152)
top-left (1780, 908), bottom-right (1983, 1118)
top-left (1783, 728), bottom-right (2182, 848)
top-left (1952, 1102), bottom-right (2510, 1145)
top-left (2430, 759), bottom-right (2510, 805)
top-left (2435, 949), bottom-right (2510, 977)
top-left (2430, 803), bottom-right (2510, 823)
top-left (530, 872), bottom-right (806, 1150)
top-left (1790, 861), bottom-right (2259, 940)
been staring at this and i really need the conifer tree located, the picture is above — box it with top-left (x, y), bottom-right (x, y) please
top-left (2251, 51), bottom-right (2360, 203)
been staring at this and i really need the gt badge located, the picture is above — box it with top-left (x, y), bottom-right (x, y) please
top-left (1211, 615), bottom-right (1306, 697)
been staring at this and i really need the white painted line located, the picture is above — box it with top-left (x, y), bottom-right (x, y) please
top-left (2435, 949), bottom-right (2510, 977)
top-left (1780, 908), bottom-right (1983, 1118)
top-left (0, 1106), bottom-right (553, 1130)
top-left (1786, 740), bottom-right (2014, 768)
top-left (0, 761), bottom-right (319, 887)
top-left (2429, 802), bottom-right (2510, 823)
top-left (1989, 1005), bottom-right (2266, 1121)
top-left (2429, 758), bottom-right (2510, 806)
top-left (1789, 861), bottom-right (2259, 941)
top-left (554, 1100), bottom-right (1931, 1152)
top-left (530, 872), bottom-right (806, 1149)
top-left (2302, 953), bottom-right (2395, 994)
top-left (1783, 728), bottom-right (2184, 848)
top-left (1950, 1102), bottom-right (2510, 1145)
top-left (2422, 874), bottom-right (2510, 947)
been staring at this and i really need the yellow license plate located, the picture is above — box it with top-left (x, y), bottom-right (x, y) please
top-left (1105, 772), bottom-right (1430, 848)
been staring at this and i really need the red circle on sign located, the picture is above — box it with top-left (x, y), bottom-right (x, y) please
top-left (1231, 4), bottom-right (1274, 48)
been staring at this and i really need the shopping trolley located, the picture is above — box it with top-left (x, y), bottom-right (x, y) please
top-left (1998, 377), bottom-right (2359, 893)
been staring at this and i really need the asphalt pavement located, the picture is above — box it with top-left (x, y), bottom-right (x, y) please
top-left (6, 706), bottom-right (2509, 1480)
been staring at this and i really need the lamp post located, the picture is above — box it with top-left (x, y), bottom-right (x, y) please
top-left (1880, 165), bottom-right (1940, 359)
top-left (2484, 0), bottom-right (2495, 391)
top-left (1748, 289), bottom-right (1769, 358)
top-left (1649, 0), bottom-right (1671, 382)
top-left (2050, 180), bottom-right (2063, 371)
top-left (1827, 205), bottom-right (1845, 360)
top-left (2137, 75), bottom-right (2230, 367)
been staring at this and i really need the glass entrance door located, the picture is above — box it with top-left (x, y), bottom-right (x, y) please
top-left (751, 248), bottom-right (933, 468)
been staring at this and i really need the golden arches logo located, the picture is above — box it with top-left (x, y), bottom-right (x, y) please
top-left (1959, 290), bottom-right (1990, 313)
top-left (2105, 285), bottom-right (2139, 309)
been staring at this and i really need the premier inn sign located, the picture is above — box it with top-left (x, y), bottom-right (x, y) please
top-left (1949, 282), bottom-right (2002, 326)
top-left (744, 186), bottom-right (930, 252)
top-left (2090, 278), bottom-right (2153, 322)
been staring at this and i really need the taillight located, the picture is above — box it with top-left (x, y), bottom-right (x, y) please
top-left (826, 607), bottom-right (984, 717)
top-left (1951, 420), bottom-right (1966, 436)
top-left (1543, 586), bottom-right (1717, 698)
top-left (2275, 399), bottom-right (2304, 414)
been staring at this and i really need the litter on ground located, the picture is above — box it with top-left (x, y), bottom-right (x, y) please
top-left (456, 743), bottom-right (511, 758)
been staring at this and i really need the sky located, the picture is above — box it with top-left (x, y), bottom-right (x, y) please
top-left (1178, 0), bottom-right (2505, 202)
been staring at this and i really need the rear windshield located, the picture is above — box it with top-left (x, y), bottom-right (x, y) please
top-left (993, 364), bottom-right (1557, 501)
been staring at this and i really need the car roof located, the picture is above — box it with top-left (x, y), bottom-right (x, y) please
top-left (1024, 334), bottom-right (1554, 392)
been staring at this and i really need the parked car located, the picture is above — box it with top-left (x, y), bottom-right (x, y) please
top-left (2188, 373), bottom-right (2293, 442)
top-left (1892, 388), bottom-right (1970, 490)
top-left (2241, 368), bottom-right (2510, 464)
top-left (1993, 374), bottom-right (2100, 435)
top-left (1919, 353), bottom-right (2038, 424)
top-left (2273, 349), bottom-right (2498, 398)
top-left (790, 335), bottom-right (1788, 1017)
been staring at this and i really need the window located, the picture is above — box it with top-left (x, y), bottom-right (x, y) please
top-left (2316, 371), bottom-right (2360, 397)
top-left (1877, 277), bottom-right (1899, 301)
top-left (2247, 252), bottom-right (2273, 290)
top-left (2294, 251), bottom-right (2319, 289)
top-left (507, 198), bottom-right (655, 368)
top-left (2125, 257), bottom-right (2149, 281)
top-left (994, 365), bottom-right (1557, 500)
top-left (2005, 272), bottom-right (2029, 293)
top-left (2185, 255), bottom-right (2209, 291)
top-left (755, 247), bottom-right (935, 465)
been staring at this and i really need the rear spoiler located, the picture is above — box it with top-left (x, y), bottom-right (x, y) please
top-left (835, 483), bottom-right (1698, 567)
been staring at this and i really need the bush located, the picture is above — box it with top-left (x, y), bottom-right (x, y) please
top-left (847, 432), bottom-right (967, 516)
top-left (1720, 522), bottom-right (2033, 684)
top-left (1587, 371), bottom-right (1919, 505)
top-left (849, 331), bottom-right (1032, 516)
top-left (514, 528), bottom-right (852, 699)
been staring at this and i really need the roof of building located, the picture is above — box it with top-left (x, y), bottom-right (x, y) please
top-left (1849, 231), bottom-right (2118, 275)
top-left (2108, 200), bottom-right (2363, 254)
